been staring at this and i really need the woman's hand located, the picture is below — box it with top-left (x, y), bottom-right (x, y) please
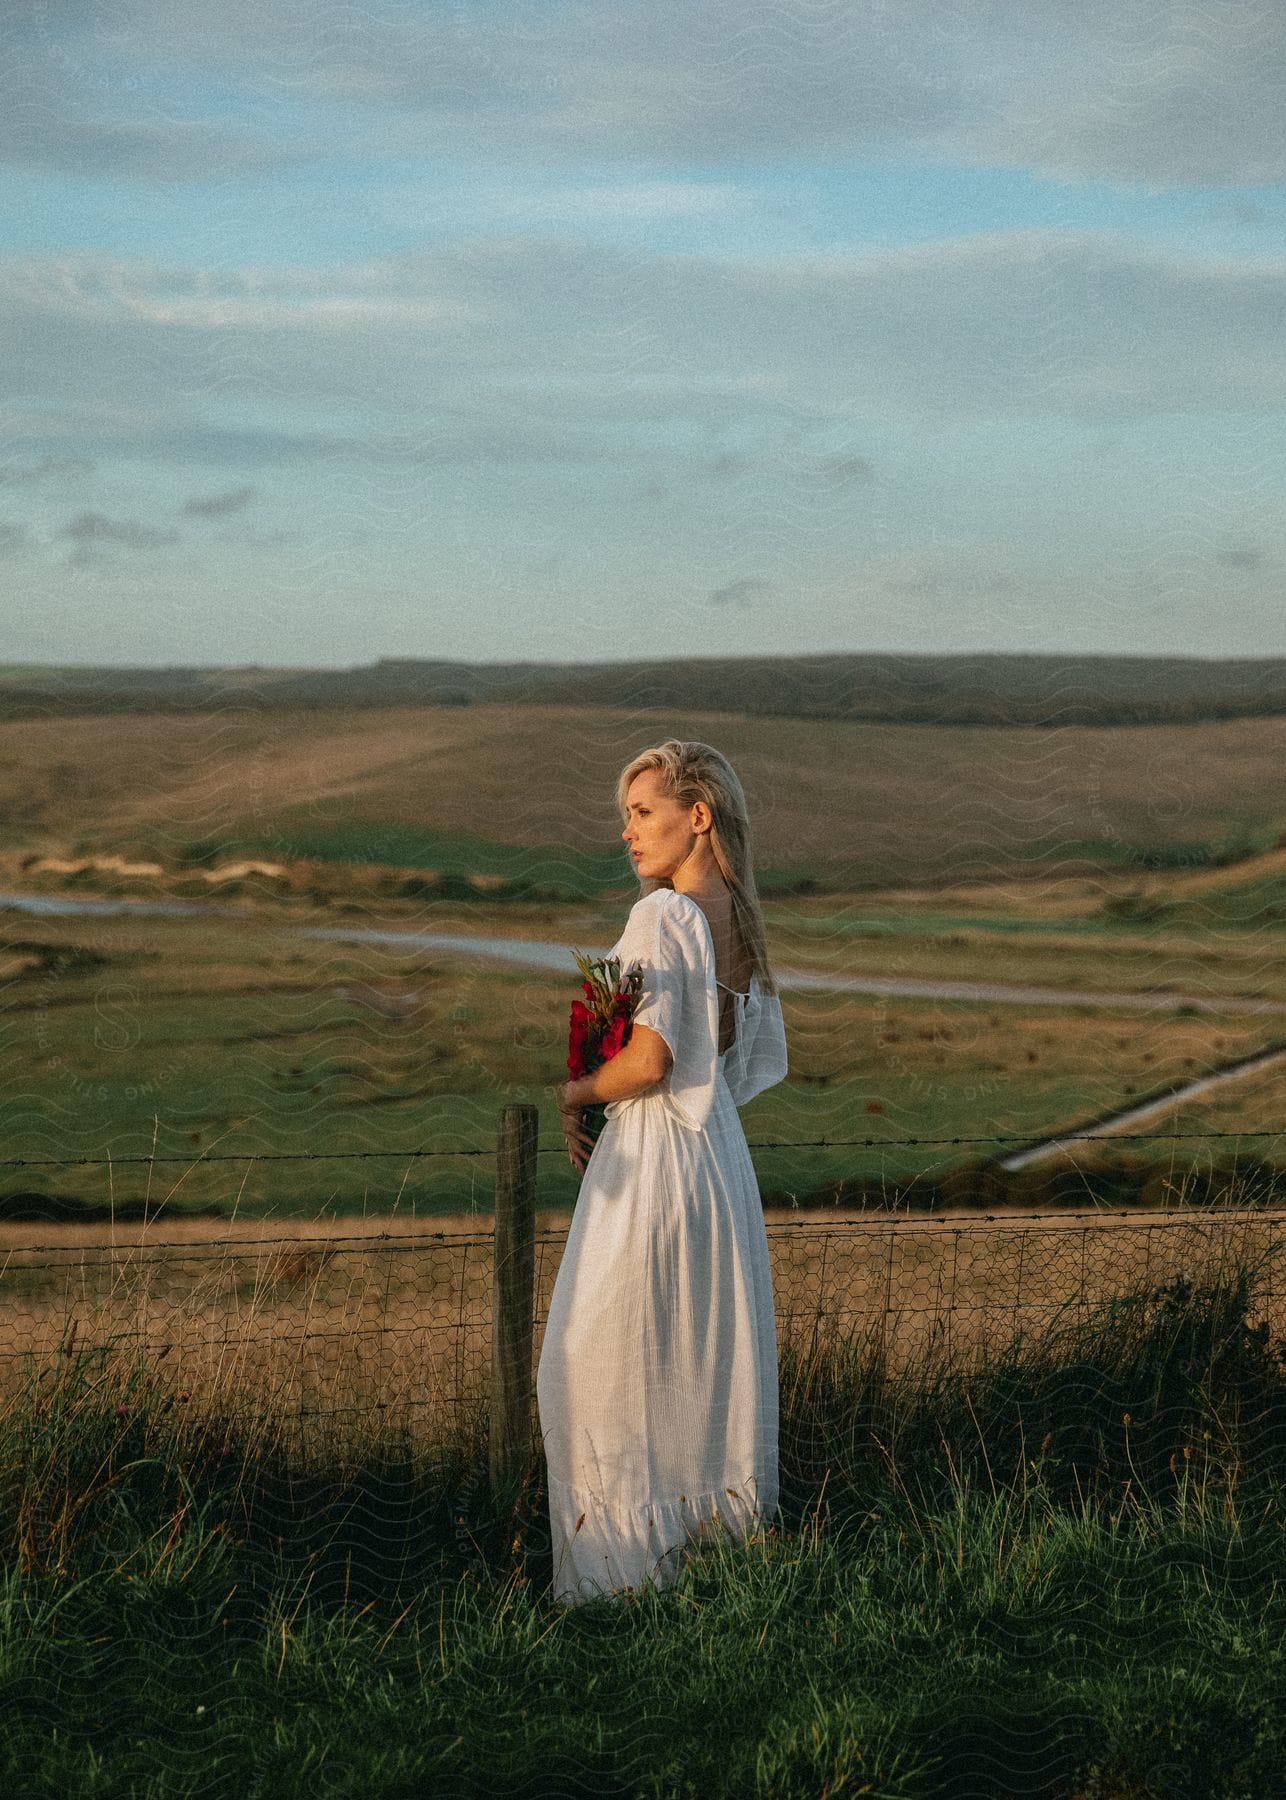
top-left (557, 1081), bottom-right (596, 1175)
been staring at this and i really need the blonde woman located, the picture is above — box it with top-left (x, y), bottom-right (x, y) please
top-left (536, 739), bottom-right (789, 1605)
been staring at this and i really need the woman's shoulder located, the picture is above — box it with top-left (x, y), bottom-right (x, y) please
top-left (628, 887), bottom-right (709, 934)
top-left (614, 886), bottom-right (668, 948)
top-left (628, 885), bottom-right (690, 919)
top-left (621, 887), bottom-right (708, 956)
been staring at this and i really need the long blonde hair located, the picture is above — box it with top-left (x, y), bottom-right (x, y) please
top-left (615, 739), bottom-right (778, 997)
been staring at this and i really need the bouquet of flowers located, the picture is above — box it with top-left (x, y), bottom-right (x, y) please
top-left (567, 951), bottom-right (644, 1146)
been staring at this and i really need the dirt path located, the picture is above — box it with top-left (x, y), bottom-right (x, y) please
top-left (999, 1042), bottom-right (1286, 1171)
top-left (2, 890), bottom-right (1282, 1014)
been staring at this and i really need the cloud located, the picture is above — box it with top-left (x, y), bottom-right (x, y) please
top-left (707, 452), bottom-right (751, 480)
top-left (3, 2), bottom-right (1284, 186)
top-left (59, 511), bottom-right (180, 557)
top-left (7, 255), bottom-right (477, 332)
top-left (7, 405), bottom-right (375, 469)
top-left (882, 563), bottom-right (943, 598)
top-left (862, 539), bottom-right (1024, 603)
top-left (1215, 201), bottom-right (1285, 229)
top-left (710, 577), bottom-right (773, 607)
top-left (5, 231), bottom-right (1286, 490)
top-left (449, 179), bottom-right (749, 227)
top-left (181, 483), bottom-right (257, 517)
top-left (0, 13), bottom-right (325, 183)
top-left (1217, 546), bottom-right (1264, 570)
top-left (0, 454), bottom-right (93, 487)
top-left (816, 453), bottom-right (874, 486)
top-left (0, 520), bottom-right (36, 557)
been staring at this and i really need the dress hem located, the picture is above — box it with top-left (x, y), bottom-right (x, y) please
top-left (546, 1474), bottom-right (776, 1607)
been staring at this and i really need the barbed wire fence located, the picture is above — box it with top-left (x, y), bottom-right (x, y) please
top-left (0, 1113), bottom-right (1282, 1483)
top-left (1, 1120), bottom-right (1282, 1169)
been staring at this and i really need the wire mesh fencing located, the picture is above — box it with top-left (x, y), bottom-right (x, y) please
top-left (0, 1224), bottom-right (493, 1456)
top-left (0, 1110), bottom-right (1283, 1468)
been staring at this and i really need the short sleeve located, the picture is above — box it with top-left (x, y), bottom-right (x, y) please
top-left (720, 988), bottom-right (789, 1108)
top-left (609, 889), bottom-right (720, 1131)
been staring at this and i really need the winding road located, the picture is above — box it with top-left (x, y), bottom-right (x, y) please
top-left (4, 891), bottom-right (1282, 1169)
top-left (3, 889), bottom-right (1283, 1018)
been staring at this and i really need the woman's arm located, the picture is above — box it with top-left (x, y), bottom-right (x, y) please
top-left (560, 1022), bottom-right (673, 1107)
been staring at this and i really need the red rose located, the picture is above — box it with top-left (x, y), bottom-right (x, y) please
top-left (567, 999), bottom-right (594, 1077)
top-left (599, 1010), bottom-right (630, 1061)
top-left (566, 952), bottom-right (644, 1094)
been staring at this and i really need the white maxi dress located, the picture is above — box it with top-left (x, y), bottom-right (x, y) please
top-left (536, 886), bottom-right (789, 1606)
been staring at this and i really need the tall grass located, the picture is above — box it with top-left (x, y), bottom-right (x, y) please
top-left (1, 1242), bottom-right (1283, 1797)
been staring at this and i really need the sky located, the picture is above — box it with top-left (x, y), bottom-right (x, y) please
top-left (2, 1), bottom-right (1285, 668)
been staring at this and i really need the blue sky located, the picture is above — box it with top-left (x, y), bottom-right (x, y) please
top-left (3, 1), bottom-right (1284, 666)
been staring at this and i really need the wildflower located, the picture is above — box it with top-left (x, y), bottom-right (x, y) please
top-left (116, 1403), bottom-right (129, 1418)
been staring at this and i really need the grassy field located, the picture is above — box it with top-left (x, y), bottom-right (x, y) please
top-left (1, 1235), bottom-right (1283, 1798)
top-left (1, 696), bottom-right (1283, 1220)
top-left (2, 699), bottom-right (1285, 891)
top-left (0, 1186), bottom-right (1280, 1447)
top-left (0, 846), bottom-right (1275, 1224)
top-left (2, 679), bottom-right (1283, 1791)
top-left (1, 883), bottom-right (1284, 1221)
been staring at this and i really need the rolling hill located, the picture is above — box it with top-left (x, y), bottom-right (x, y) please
top-left (1, 650), bottom-right (1285, 728)
top-left (1, 691), bottom-right (1282, 895)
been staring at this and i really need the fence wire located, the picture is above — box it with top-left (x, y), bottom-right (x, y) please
top-left (2, 1207), bottom-right (1282, 1450)
top-left (0, 1124), bottom-right (1282, 1168)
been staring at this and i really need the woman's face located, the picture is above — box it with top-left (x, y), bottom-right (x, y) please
top-left (622, 769), bottom-right (698, 882)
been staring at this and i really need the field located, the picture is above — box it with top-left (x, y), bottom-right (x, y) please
top-left (3, 698), bottom-right (1286, 892)
top-left (2, 846), bottom-right (1284, 1219)
top-left (2, 1229), bottom-right (1283, 1798)
top-left (0, 1200), bottom-right (1281, 1450)
top-left (2, 681), bottom-right (1285, 1793)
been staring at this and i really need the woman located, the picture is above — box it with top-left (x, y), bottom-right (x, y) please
top-left (536, 739), bottom-right (789, 1606)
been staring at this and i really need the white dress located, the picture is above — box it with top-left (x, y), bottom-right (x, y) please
top-left (536, 886), bottom-right (790, 1606)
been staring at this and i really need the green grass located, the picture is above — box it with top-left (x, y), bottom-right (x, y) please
top-left (234, 816), bottom-right (629, 890)
top-left (991, 822), bottom-right (1279, 877)
top-left (778, 890), bottom-right (1286, 940)
top-left (2, 1253), bottom-right (1284, 1797)
top-left (3, 893), bottom-right (1285, 1220)
top-left (1166, 878), bottom-right (1286, 931)
top-left (167, 817), bottom-right (824, 903)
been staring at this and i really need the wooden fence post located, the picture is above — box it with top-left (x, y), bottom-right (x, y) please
top-left (490, 1102), bottom-right (538, 1491)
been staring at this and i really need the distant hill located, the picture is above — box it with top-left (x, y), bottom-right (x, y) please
top-left (1, 653), bottom-right (1285, 728)
top-left (2, 696), bottom-right (1283, 893)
